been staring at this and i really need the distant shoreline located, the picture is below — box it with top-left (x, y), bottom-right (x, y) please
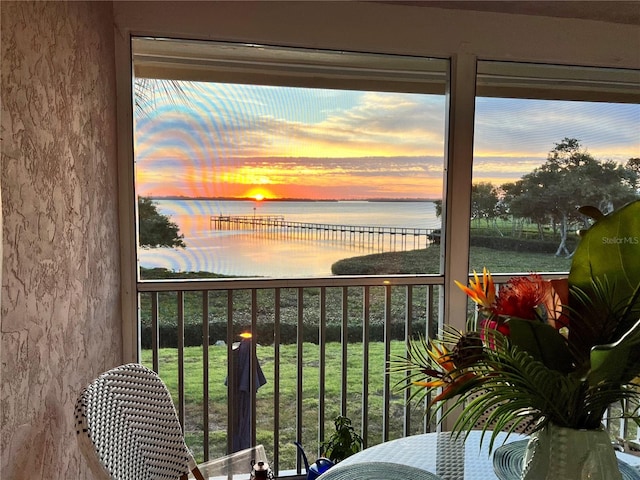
top-left (149, 195), bottom-right (438, 203)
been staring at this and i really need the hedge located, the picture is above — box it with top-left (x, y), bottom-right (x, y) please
top-left (140, 321), bottom-right (430, 349)
top-left (469, 235), bottom-right (578, 253)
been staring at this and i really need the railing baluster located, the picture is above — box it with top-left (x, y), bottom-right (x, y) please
top-left (273, 288), bottom-right (281, 472)
top-left (362, 285), bottom-right (370, 448)
top-left (318, 286), bottom-right (327, 457)
top-left (202, 290), bottom-right (210, 461)
top-left (341, 286), bottom-right (349, 416)
top-left (382, 284), bottom-right (392, 442)
top-left (226, 290), bottom-right (234, 455)
top-left (425, 285), bottom-right (435, 433)
top-left (151, 292), bottom-right (159, 373)
top-left (296, 287), bottom-right (304, 475)
top-left (251, 289), bottom-right (258, 448)
top-left (138, 275), bottom-right (447, 472)
top-left (177, 290), bottom-right (185, 429)
top-left (404, 285), bottom-right (413, 437)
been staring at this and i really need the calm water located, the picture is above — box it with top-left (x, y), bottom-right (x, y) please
top-left (139, 200), bottom-right (440, 277)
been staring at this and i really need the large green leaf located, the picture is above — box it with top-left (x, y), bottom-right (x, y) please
top-left (568, 200), bottom-right (640, 359)
top-left (569, 200), bottom-right (640, 385)
top-left (569, 200), bottom-right (640, 310)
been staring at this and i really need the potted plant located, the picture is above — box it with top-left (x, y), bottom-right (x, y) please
top-left (321, 415), bottom-right (364, 463)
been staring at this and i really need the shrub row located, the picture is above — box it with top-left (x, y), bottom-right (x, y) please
top-left (469, 235), bottom-right (578, 253)
top-left (141, 321), bottom-right (430, 349)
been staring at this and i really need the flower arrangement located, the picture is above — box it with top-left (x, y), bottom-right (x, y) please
top-left (393, 200), bottom-right (640, 450)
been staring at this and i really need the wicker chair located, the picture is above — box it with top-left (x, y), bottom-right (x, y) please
top-left (75, 363), bottom-right (205, 480)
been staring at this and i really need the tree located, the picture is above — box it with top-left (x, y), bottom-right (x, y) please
top-left (471, 182), bottom-right (500, 227)
top-left (138, 196), bottom-right (186, 248)
top-left (627, 157), bottom-right (640, 174)
top-left (502, 138), bottom-right (638, 257)
top-left (501, 179), bottom-right (549, 239)
top-left (434, 199), bottom-right (442, 218)
top-left (433, 183), bottom-right (499, 224)
top-left (624, 158), bottom-right (640, 191)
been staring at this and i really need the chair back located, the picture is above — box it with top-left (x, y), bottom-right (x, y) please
top-left (75, 363), bottom-right (199, 480)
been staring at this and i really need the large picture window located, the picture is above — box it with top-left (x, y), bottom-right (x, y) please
top-left (133, 38), bottom-right (449, 280)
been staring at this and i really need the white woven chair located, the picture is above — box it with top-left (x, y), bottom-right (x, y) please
top-left (75, 363), bottom-right (205, 480)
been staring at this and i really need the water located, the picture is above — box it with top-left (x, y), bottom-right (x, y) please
top-left (139, 199), bottom-right (441, 277)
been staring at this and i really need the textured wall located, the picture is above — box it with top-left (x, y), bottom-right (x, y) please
top-left (1, 2), bottom-right (122, 478)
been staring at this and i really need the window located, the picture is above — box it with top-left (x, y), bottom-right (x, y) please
top-left (470, 61), bottom-right (640, 274)
top-left (132, 38), bottom-right (449, 280)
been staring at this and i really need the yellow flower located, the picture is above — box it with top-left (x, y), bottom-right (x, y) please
top-left (455, 267), bottom-right (496, 309)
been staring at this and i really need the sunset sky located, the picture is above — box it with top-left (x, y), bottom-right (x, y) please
top-left (134, 81), bottom-right (640, 200)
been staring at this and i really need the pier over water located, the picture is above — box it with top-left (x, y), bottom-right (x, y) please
top-left (210, 215), bottom-right (438, 251)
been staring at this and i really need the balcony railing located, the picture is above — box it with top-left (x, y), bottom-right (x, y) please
top-left (139, 275), bottom-right (444, 475)
top-left (138, 274), bottom-right (639, 477)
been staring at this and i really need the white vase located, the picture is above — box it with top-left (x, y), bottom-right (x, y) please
top-left (521, 423), bottom-right (622, 480)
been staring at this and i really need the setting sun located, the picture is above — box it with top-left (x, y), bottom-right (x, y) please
top-left (244, 187), bottom-right (275, 200)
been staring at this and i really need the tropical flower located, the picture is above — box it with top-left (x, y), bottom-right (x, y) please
top-left (494, 274), bottom-right (547, 320)
top-left (391, 200), bottom-right (640, 449)
top-left (411, 333), bottom-right (480, 403)
top-left (454, 267), bottom-right (495, 310)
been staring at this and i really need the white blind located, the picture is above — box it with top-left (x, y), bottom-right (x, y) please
top-left (132, 37), bottom-right (448, 94)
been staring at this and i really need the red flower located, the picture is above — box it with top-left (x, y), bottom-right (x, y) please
top-left (494, 274), bottom-right (547, 320)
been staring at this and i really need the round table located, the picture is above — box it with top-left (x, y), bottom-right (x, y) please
top-left (318, 431), bottom-right (640, 480)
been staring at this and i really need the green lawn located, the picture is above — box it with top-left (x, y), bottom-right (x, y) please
top-left (331, 244), bottom-right (572, 275)
top-left (142, 341), bottom-right (429, 469)
top-left (468, 246), bottom-right (572, 273)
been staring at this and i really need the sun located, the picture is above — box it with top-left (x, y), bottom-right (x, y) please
top-left (245, 187), bottom-right (275, 201)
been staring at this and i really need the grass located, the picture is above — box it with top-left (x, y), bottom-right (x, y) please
top-left (142, 341), bottom-right (430, 470)
top-left (331, 244), bottom-right (572, 275)
top-left (468, 246), bottom-right (572, 273)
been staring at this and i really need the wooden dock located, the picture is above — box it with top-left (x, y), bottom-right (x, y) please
top-left (209, 215), bottom-right (438, 251)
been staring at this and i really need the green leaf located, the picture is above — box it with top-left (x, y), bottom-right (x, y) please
top-left (508, 319), bottom-right (574, 374)
top-left (569, 200), bottom-right (640, 314)
top-left (588, 317), bottom-right (640, 386)
top-left (568, 200), bottom-right (640, 358)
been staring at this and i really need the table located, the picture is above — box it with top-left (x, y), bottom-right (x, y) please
top-left (318, 431), bottom-right (640, 480)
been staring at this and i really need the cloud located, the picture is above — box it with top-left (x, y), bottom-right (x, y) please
top-left (135, 80), bottom-right (639, 199)
top-left (475, 98), bottom-right (640, 159)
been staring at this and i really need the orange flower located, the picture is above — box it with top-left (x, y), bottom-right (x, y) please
top-left (412, 340), bottom-right (476, 403)
top-left (455, 268), bottom-right (496, 310)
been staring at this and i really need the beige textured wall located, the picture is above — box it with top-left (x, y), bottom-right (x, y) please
top-left (1, 2), bottom-right (122, 478)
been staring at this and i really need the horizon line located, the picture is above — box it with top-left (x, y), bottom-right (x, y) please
top-left (145, 195), bottom-right (441, 203)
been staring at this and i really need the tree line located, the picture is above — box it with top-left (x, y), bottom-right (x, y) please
top-left (436, 138), bottom-right (639, 256)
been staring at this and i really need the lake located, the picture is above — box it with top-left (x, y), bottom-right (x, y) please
top-left (139, 199), bottom-right (441, 277)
